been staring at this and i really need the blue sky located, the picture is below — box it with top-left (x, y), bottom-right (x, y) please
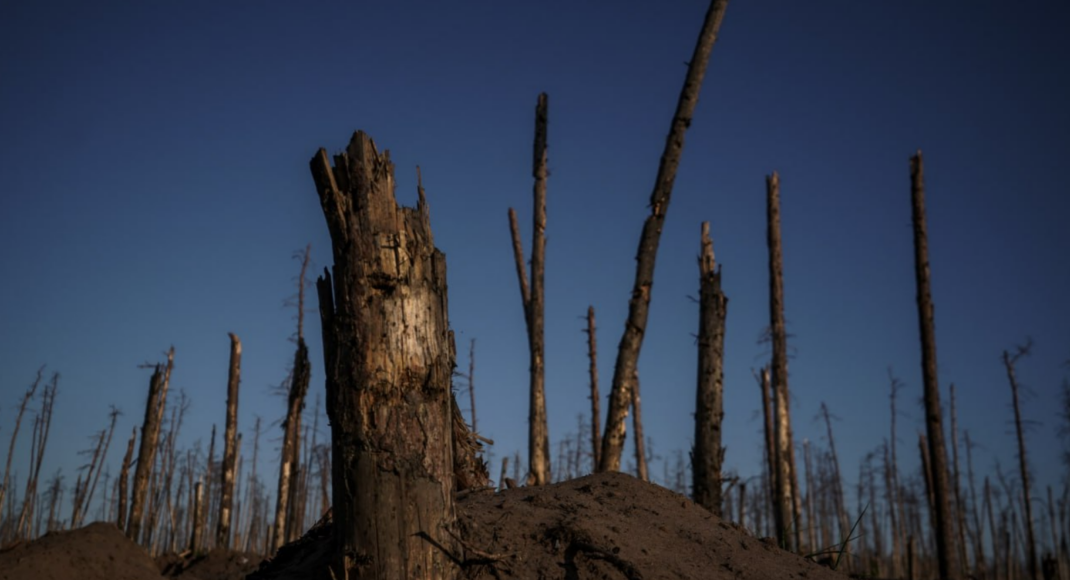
top-left (1, 0), bottom-right (1068, 536)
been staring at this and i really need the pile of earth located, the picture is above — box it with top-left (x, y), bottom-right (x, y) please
top-left (0, 472), bottom-right (849, 580)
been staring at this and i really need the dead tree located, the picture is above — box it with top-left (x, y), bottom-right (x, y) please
top-left (0, 367), bottom-right (43, 532)
top-left (467, 338), bottom-right (477, 434)
top-left (1005, 341), bottom-right (1039, 580)
top-left (584, 306), bottom-right (602, 469)
top-left (117, 426), bottom-right (136, 528)
top-left (600, 0), bottom-right (730, 472)
top-left (909, 151), bottom-right (958, 579)
top-left (273, 246), bottom-right (314, 550)
top-left (692, 221), bottom-right (727, 514)
top-left (631, 369), bottom-right (649, 481)
top-left (949, 384), bottom-right (971, 576)
top-left (127, 347), bottom-right (174, 542)
top-left (16, 373), bottom-right (58, 540)
top-left (312, 132), bottom-right (459, 579)
top-left (766, 172), bottom-right (798, 551)
top-left (507, 92), bottom-right (551, 485)
top-left (217, 333), bottom-right (241, 548)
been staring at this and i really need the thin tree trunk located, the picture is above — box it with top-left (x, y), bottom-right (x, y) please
top-left (0, 368), bottom-right (43, 531)
top-left (820, 403), bottom-right (849, 548)
top-left (804, 439), bottom-right (817, 553)
top-left (910, 151), bottom-right (958, 579)
top-left (889, 369), bottom-right (907, 578)
top-left (759, 367), bottom-right (776, 517)
top-left (950, 384), bottom-right (971, 576)
top-left (273, 341), bottom-right (311, 551)
top-left (117, 426), bottom-right (136, 529)
top-left (191, 479), bottom-right (205, 552)
top-left (18, 373), bottom-right (58, 539)
top-left (506, 92), bottom-right (551, 485)
top-left (1004, 343), bottom-right (1039, 580)
top-left (312, 132), bottom-right (459, 580)
top-left (216, 334), bottom-right (241, 549)
top-left (692, 221), bottom-right (727, 514)
top-left (585, 306), bottom-right (602, 469)
top-left (965, 431), bottom-right (987, 578)
top-left (767, 172), bottom-right (796, 551)
top-left (600, 0), bottom-right (730, 472)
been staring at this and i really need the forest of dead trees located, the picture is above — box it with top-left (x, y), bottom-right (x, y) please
top-left (1, 1), bottom-right (1068, 579)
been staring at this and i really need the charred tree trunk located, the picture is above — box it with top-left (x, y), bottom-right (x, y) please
top-left (312, 132), bottom-right (458, 580)
top-left (766, 172), bottom-right (797, 551)
top-left (910, 151), bottom-right (958, 579)
top-left (1005, 343), bottom-right (1039, 580)
top-left (600, 0), bottom-right (730, 472)
top-left (692, 221), bottom-right (727, 515)
top-left (217, 333), bottom-right (241, 548)
top-left (117, 426), bottom-right (136, 529)
top-left (585, 306), bottom-right (602, 470)
top-left (127, 348), bottom-right (173, 542)
top-left (272, 342), bottom-right (312, 551)
top-left (507, 92), bottom-right (551, 485)
top-left (0, 368), bottom-right (42, 532)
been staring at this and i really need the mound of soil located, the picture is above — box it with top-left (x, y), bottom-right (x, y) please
top-left (0, 522), bottom-right (162, 580)
top-left (253, 471), bottom-right (849, 580)
top-left (159, 548), bottom-right (262, 580)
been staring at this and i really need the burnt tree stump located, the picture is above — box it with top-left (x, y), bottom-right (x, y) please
top-left (312, 131), bottom-right (458, 580)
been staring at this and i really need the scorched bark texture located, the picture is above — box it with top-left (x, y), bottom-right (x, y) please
top-left (311, 131), bottom-right (457, 580)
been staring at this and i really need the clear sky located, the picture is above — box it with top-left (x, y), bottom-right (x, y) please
top-left (2, 0), bottom-right (1068, 535)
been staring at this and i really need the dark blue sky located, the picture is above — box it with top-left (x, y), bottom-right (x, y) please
top-left (2, 0), bottom-right (1068, 533)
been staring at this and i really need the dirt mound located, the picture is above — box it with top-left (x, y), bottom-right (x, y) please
top-left (159, 548), bottom-right (262, 580)
top-left (0, 522), bottom-right (163, 580)
top-left (253, 471), bottom-right (849, 580)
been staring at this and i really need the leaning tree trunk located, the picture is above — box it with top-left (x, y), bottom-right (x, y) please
top-left (273, 337), bottom-right (311, 551)
top-left (910, 150), bottom-right (958, 580)
top-left (312, 132), bottom-right (458, 580)
top-left (217, 333), bottom-right (241, 549)
top-left (599, 0), bottom-right (730, 472)
top-left (692, 221), bottom-right (727, 515)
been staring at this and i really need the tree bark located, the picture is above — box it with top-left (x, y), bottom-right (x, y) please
top-left (766, 172), bottom-right (796, 551)
top-left (127, 348), bottom-right (173, 542)
top-left (910, 150), bottom-right (958, 579)
top-left (692, 221), bottom-right (727, 515)
top-left (273, 337), bottom-right (311, 551)
top-left (217, 333), bottom-right (241, 548)
top-left (631, 369), bottom-right (648, 482)
top-left (312, 132), bottom-right (458, 580)
top-left (117, 426), bottom-right (136, 529)
top-left (585, 306), bottom-right (602, 470)
top-left (1005, 343), bottom-right (1039, 580)
top-left (600, 0), bottom-right (730, 472)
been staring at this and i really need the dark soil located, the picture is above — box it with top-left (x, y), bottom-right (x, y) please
top-left (251, 471), bottom-right (850, 580)
top-left (1, 472), bottom-right (851, 580)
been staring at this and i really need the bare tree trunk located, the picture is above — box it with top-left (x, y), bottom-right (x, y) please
top-left (213, 334), bottom-right (241, 549)
top-left (17, 373), bottom-right (58, 539)
top-left (600, 0), bottom-right (730, 472)
top-left (190, 480), bottom-right (204, 552)
top-left (312, 132), bottom-right (458, 580)
top-left (820, 403), bottom-right (849, 550)
top-left (804, 439), bottom-right (817, 553)
top-left (758, 367), bottom-right (776, 518)
top-left (766, 172), bottom-right (796, 552)
top-left (910, 151), bottom-right (958, 580)
top-left (128, 348), bottom-right (173, 542)
top-left (692, 221), bottom-right (727, 514)
top-left (965, 431), bottom-right (988, 578)
top-left (888, 370), bottom-right (906, 578)
top-left (272, 342), bottom-right (311, 551)
top-left (585, 306), bottom-right (602, 469)
top-left (950, 384), bottom-right (972, 577)
top-left (0, 368), bottom-right (43, 531)
top-left (117, 426), bottom-right (136, 529)
top-left (1005, 343), bottom-right (1039, 580)
top-left (507, 93), bottom-right (552, 485)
